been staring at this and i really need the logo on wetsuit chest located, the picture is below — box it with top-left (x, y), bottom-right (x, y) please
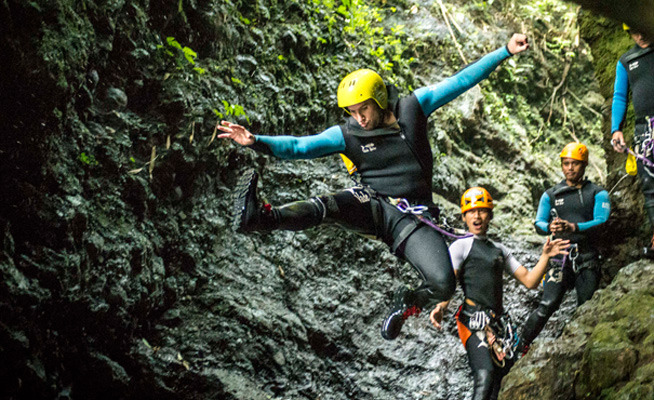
top-left (361, 143), bottom-right (377, 153)
top-left (555, 199), bottom-right (565, 206)
top-left (629, 61), bottom-right (639, 71)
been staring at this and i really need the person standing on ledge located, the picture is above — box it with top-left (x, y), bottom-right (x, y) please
top-left (218, 34), bottom-right (530, 340)
top-left (610, 23), bottom-right (654, 257)
top-left (517, 143), bottom-right (610, 354)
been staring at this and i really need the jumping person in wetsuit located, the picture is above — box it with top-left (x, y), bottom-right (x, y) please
top-left (610, 24), bottom-right (654, 256)
top-left (218, 34), bottom-right (530, 340)
top-left (429, 187), bottom-right (569, 400)
top-left (518, 143), bottom-right (610, 353)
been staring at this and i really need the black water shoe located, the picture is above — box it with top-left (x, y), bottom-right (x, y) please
top-left (232, 169), bottom-right (276, 233)
top-left (381, 286), bottom-right (421, 340)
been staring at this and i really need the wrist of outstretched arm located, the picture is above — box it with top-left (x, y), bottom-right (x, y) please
top-left (505, 44), bottom-right (514, 56)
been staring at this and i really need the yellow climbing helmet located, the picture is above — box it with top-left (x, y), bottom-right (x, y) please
top-left (460, 187), bottom-right (494, 214)
top-left (560, 142), bottom-right (589, 164)
top-left (337, 69), bottom-right (388, 112)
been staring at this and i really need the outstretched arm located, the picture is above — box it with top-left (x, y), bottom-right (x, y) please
top-left (414, 33), bottom-right (529, 116)
top-left (218, 121), bottom-right (346, 159)
top-left (513, 238), bottom-right (570, 289)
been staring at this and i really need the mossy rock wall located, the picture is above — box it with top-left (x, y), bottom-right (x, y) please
top-left (499, 260), bottom-right (654, 400)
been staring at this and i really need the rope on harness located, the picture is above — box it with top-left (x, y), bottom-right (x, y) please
top-left (612, 139), bottom-right (654, 169)
top-left (394, 198), bottom-right (472, 240)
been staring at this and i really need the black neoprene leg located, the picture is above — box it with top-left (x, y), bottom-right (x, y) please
top-left (465, 331), bottom-right (495, 400)
top-left (489, 357), bottom-right (515, 400)
top-left (519, 267), bottom-right (568, 346)
top-left (398, 224), bottom-right (455, 308)
top-left (275, 188), bottom-right (377, 233)
top-left (574, 267), bottom-right (601, 306)
top-left (637, 155), bottom-right (654, 226)
top-left (274, 199), bottom-right (325, 231)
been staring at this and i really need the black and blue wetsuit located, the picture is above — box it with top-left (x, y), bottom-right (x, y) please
top-left (248, 46), bottom-right (513, 310)
top-left (612, 44), bottom-right (654, 223)
top-left (520, 179), bottom-right (610, 347)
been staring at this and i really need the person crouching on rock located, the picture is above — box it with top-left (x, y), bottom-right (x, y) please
top-left (430, 187), bottom-right (569, 400)
top-left (218, 34), bottom-right (530, 340)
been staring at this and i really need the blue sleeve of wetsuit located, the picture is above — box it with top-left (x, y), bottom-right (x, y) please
top-left (250, 125), bottom-right (346, 159)
top-left (577, 190), bottom-right (611, 232)
top-left (413, 46), bottom-right (511, 117)
top-left (611, 61), bottom-right (629, 134)
top-left (534, 192), bottom-right (551, 235)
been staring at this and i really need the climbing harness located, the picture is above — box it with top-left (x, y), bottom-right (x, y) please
top-left (458, 306), bottom-right (518, 367)
top-left (550, 243), bottom-right (579, 272)
top-left (393, 198), bottom-right (472, 240)
top-left (612, 139), bottom-right (654, 169)
top-left (483, 312), bottom-right (518, 367)
top-left (492, 313), bottom-right (519, 364)
top-left (612, 116), bottom-right (654, 178)
top-left (456, 299), bottom-right (519, 367)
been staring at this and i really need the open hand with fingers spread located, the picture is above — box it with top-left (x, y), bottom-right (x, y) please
top-left (216, 120), bottom-right (256, 146)
top-left (542, 237), bottom-right (570, 258)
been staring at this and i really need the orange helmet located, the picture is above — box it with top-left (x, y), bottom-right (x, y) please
top-left (460, 187), bottom-right (494, 214)
top-left (560, 142), bottom-right (588, 164)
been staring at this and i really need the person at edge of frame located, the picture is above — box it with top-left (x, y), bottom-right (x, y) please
top-left (610, 23), bottom-right (654, 257)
